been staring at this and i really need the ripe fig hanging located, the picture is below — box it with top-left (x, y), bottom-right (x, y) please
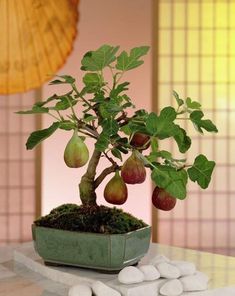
top-left (104, 171), bottom-right (128, 205)
top-left (130, 133), bottom-right (150, 150)
top-left (121, 151), bottom-right (146, 184)
top-left (64, 130), bottom-right (89, 168)
top-left (152, 187), bottom-right (177, 211)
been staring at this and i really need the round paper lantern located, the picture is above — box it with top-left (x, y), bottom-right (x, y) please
top-left (0, 0), bottom-right (79, 94)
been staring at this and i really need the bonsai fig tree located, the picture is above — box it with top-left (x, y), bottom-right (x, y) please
top-left (17, 45), bottom-right (218, 213)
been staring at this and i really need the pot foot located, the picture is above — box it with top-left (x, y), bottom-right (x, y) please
top-left (44, 260), bottom-right (140, 273)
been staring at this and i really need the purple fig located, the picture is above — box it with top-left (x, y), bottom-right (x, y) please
top-left (64, 130), bottom-right (89, 168)
top-left (152, 187), bottom-right (177, 211)
top-left (104, 171), bottom-right (128, 205)
top-left (130, 133), bottom-right (150, 150)
top-left (121, 151), bottom-right (146, 184)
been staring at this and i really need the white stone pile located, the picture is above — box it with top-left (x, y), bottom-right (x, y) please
top-left (68, 254), bottom-right (209, 296)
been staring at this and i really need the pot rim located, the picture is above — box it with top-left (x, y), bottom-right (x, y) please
top-left (32, 223), bottom-right (151, 237)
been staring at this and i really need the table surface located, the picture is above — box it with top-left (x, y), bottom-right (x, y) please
top-left (0, 242), bottom-right (235, 296)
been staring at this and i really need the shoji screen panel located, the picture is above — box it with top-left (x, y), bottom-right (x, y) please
top-left (0, 90), bottom-right (41, 245)
top-left (154, 0), bottom-right (235, 255)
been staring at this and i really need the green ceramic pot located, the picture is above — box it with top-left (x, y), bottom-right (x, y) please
top-left (32, 224), bottom-right (151, 272)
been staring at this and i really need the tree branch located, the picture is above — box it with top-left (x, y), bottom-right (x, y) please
top-left (94, 164), bottom-right (119, 189)
top-left (103, 151), bottom-right (117, 165)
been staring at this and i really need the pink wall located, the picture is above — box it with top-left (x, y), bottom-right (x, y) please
top-left (41, 0), bottom-right (152, 224)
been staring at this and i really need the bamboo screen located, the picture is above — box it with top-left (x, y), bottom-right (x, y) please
top-left (154, 0), bottom-right (235, 256)
top-left (0, 91), bottom-right (40, 245)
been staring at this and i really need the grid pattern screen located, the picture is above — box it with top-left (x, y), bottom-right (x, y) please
top-left (155, 0), bottom-right (235, 255)
top-left (0, 91), bottom-right (38, 245)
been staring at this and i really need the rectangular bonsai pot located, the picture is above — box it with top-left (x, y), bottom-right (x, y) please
top-left (32, 224), bottom-right (151, 272)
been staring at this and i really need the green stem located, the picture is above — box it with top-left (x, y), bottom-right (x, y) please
top-left (115, 71), bottom-right (125, 85)
top-left (72, 83), bottom-right (92, 108)
top-left (56, 110), bottom-right (64, 121)
top-left (48, 112), bottom-right (60, 121)
top-left (66, 96), bottom-right (78, 120)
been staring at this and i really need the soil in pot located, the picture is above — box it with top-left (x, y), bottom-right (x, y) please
top-left (34, 203), bottom-right (147, 234)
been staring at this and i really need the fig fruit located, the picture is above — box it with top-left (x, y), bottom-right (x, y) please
top-left (104, 171), bottom-right (128, 205)
top-left (130, 133), bottom-right (150, 150)
top-left (64, 130), bottom-right (89, 168)
top-left (152, 187), bottom-right (177, 211)
top-left (121, 151), bottom-right (146, 184)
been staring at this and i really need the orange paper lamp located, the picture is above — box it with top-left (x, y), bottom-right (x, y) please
top-left (0, 0), bottom-right (79, 94)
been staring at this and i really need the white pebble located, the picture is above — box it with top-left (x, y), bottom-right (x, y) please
top-left (118, 266), bottom-right (144, 284)
top-left (157, 262), bottom-right (181, 279)
top-left (171, 260), bottom-right (196, 276)
top-left (139, 265), bottom-right (160, 281)
top-left (160, 279), bottom-right (183, 296)
top-left (149, 254), bottom-right (170, 266)
top-left (92, 281), bottom-right (121, 296)
top-left (180, 272), bottom-right (209, 292)
top-left (68, 284), bottom-right (92, 296)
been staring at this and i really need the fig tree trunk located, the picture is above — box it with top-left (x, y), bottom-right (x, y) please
top-left (79, 149), bottom-right (101, 205)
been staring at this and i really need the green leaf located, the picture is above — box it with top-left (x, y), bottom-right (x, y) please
top-left (48, 79), bottom-right (65, 85)
top-left (174, 126), bottom-right (191, 153)
top-left (186, 97), bottom-right (201, 110)
top-left (151, 165), bottom-right (188, 199)
top-left (99, 100), bottom-right (122, 118)
top-left (81, 45), bottom-right (119, 71)
top-left (59, 121), bottom-right (75, 131)
top-left (90, 91), bottom-right (106, 103)
top-left (120, 124), bottom-right (132, 135)
top-left (157, 150), bottom-right (172, 159)
top-left (34, 93), bottom-right (71, 107)
top-left (111, 148), bottom-right (122, 161)
top-left (116, 46), bottom-right (150, 71)
top-left (124, 118), bottom-right (148, 135)
top-left (50, 96), bottom-right (77, 111)
top-left (173, 91), bottom-right (184, 106)
top-left (147, 150), bottom-right (172, 163)
top-left (134, 109), bottom-right (148, 118)
top-left (95, 118), bottom-right (119, 152)
top-left (83, 113), bottom-right (97, 122)
top-left (83, 73), bottom-right (103, 93)
top-left (26, 122), bottom-right (60, 150)
top-left (146, 107), bottom-right (178, 139)
top-left (16, 105), bottom-right (49, 114)
top-left (190, 111), bottom-right (218, 134)
top-left (101, 118), bottom-right (119, 135)
top-left (187, 154), bottom-right (215, 189)
top-left (49, 75), bottom-right (75, 85)
top-left (146, 112), bottom-right (158, 134)
top-left (95, 131), bottom-right (110, 152)
top-left (110, 82), bottom-right (129, 98)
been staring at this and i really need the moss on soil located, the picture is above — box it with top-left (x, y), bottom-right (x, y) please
top-left (35, 204), bottom-right (147, 234)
